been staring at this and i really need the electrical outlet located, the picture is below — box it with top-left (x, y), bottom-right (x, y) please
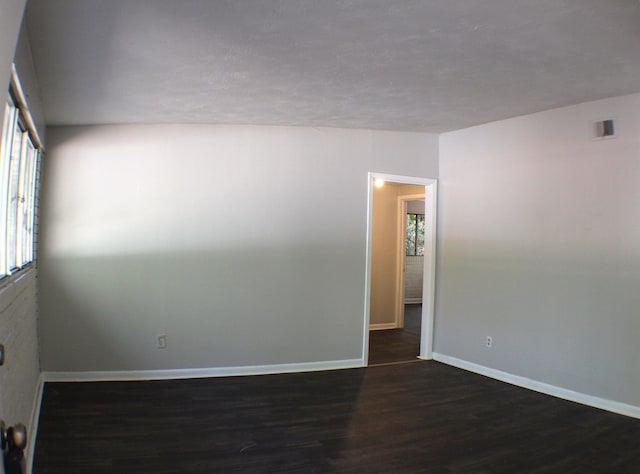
top-left (486, 336), bottom-right (492, 348)
top-left (157, 334), bottom-right (167, 349)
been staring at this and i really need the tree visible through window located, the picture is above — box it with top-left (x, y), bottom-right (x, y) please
top-left (406, 213), bottom-right (425, 256)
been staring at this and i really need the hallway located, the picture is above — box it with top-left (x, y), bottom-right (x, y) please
top-left (368, 304), bottom-right (421, 366)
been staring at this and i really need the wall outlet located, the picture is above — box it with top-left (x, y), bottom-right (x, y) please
top-left (486, 336), bottom-right (492, 348)
top-left (157, 334), bottom-right (167, 349)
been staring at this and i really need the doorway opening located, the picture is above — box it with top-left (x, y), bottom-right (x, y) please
top-left (363, 173), bottom-right (437, 366)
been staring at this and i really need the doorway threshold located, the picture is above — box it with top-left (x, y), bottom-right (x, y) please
top-left (367, 358), bottom-right (424, 368)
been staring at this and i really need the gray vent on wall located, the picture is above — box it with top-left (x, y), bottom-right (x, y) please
top-left (595, 119), bottom-right (616, 139)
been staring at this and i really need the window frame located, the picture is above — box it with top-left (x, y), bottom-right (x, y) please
top-left (0, 68), bottom-right (42, 279)
top-left (405, 212), bottom-right (425, 257)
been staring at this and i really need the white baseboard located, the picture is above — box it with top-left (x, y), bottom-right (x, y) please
top-left (42, 358), bottom-right (365, 383)
top-left (26, 372), bottom-right (45, 474)
top-left (433, 352), bottom-right (640, 420)
top-left (369, 323), bottom-right (397, 331)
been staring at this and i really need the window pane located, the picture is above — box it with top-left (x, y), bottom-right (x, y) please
top-left (0, 86), bottom-right (41, 276)
top-left (5, 112), bottom-right (22, 271)
top-left (406, 214), bottom-right (416, 256)
top-left (0, 100), bottom-right (17, 276)
top-left (417, 214), bottom-right (425, 256)
top-left (16, 132), bottom-right (30, 266)
top-left (16, 136), bottom-right (36, 266)
top-left (24, 144), bottom-right (38, 263)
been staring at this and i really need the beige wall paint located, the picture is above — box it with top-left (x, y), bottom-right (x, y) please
top-left (39, 125), bottom-right (438, 372)
top-left (438, 93), bottom-right (640, 408)
top-left (370, 183), bottom-right (424, 326)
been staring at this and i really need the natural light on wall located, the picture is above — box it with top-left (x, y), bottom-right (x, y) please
top-left (0, 69), bottom-right (40, 278)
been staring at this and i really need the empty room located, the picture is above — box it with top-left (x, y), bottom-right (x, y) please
top-left (0, 1), bottom-right (639, 472)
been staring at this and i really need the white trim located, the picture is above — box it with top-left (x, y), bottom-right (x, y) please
top-left (420, 179), bottom-right (437, 359)
top-left (26, 372), bottom-right (45, 474)
top-left (41, 359), bottom-right (365, 383)
top-left (369, 173), bottom-right (434, 186)
top-left (10, 64), bottom-right (43, 150)
top-left (365, 172), bottom-right (438, 364)
top-left (0, 265), bottom-right (35, 294)
top-left (433, 353), bottom-right (640, 420)
top-left (362, 174), bottom-right (374, 367)
top-left (395, 198), bottom-right (408, 328)
top-left (369, 323), bottom-right (398, 331)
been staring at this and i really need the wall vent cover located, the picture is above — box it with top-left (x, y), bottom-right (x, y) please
top-left (594, 119), bottom-right (615, 139)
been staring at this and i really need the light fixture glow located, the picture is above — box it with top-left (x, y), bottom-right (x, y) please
top-left (374, 178), bottom-right (385, 188)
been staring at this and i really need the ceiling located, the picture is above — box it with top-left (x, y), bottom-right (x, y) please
top-left (25, 0), bottom-right (640, 132)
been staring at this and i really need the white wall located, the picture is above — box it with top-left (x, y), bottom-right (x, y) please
top-left (437, 93), bottom-right (640, 407)
top-left (39, 125), bottom-right (438, 372)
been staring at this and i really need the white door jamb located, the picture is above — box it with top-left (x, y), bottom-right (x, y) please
top-left (363, 173), bottom-right (438, 364)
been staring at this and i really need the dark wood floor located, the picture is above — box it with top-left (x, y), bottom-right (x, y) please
top-left (34, 361), bottom-right (640, 473)
top-left (368, 304), bottom-right (421, 365)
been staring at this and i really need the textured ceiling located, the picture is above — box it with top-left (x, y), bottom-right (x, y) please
top-left (26, 0), bottom-right (640, 132)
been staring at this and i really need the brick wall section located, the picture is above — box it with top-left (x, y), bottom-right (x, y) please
top-left (404, 256), bottom-right (424, 301)
top-left (0, 152), bottom-right (43, 466)
top-left (0, 268), bottom-right (39, 427)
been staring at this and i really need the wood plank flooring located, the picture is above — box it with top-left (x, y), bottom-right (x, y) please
top-left (33, 361), bottom-right (640, 473)
top-left (368, 304), bottom-right (421, 365)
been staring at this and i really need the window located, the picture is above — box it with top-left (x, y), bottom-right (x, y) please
top-left (405, 213), bottom-right (425, 256)
top-left (0, 81), bottom-right (40, 278)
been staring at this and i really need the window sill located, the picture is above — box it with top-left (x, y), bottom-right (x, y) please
top-left (0, 263), bottom-right (35, 292)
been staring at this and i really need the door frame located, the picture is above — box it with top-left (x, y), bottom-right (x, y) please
top-left (363, 172), bottom-right (438, 363)
top-left (395, 193), bottom-right (427, 329)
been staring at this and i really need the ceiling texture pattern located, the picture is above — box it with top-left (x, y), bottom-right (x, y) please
top-left (26, 0), bottom-right (640, 132)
